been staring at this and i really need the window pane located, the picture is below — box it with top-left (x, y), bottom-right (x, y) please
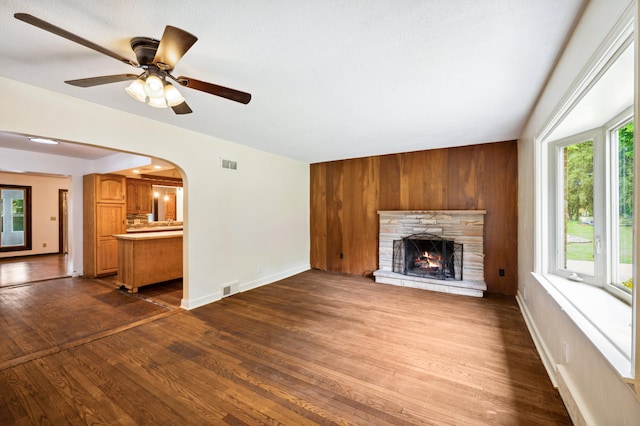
top-left (616, 122), bottom-right (633, 291)
top-left (563, 140), bottom-right (594, 275)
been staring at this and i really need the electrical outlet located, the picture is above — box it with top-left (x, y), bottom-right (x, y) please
top-left (42, 243), bottom-right (47, 248)
top-left (257, 265), bottom-right (263, 273)
top-left (561, 341), bottom-right (568, 363)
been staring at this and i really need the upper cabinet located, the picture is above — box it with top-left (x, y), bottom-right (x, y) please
top-left (95, 174), bottom-right (126, 203)
top-left (126, 178), bottom-right (152, 214)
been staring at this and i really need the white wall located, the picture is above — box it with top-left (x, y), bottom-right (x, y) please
top-left (518, 0), bottom-right (640, 424)
top-left (0, 148), bottom-right (92, 275)
top-left (0, 171), bottom-right (69, 257)
top-left (0, 77), bottom-right (310, 309)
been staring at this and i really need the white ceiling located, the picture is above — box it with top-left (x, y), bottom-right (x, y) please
top-left (0, 131), bottom-right (116, 160)
top-left (0, 0), bottom-right (585, 163)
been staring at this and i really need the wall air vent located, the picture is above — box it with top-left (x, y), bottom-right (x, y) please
top-left (221, 280), bottom-right (239, 298)
top-left (221, 158), bottom-right (238, 170)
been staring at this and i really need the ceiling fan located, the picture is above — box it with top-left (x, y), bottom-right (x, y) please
top-left (14, 13), bottom-right (251, 114)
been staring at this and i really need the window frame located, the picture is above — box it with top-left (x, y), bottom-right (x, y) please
top-left (606, 111), bottom-right (635, 296)
top-left (547, 128), bottom-right (602, 286)
top-left (0, 184), bottom-right (32, 252)
top-left (546, 109), bottom-right (633, 305)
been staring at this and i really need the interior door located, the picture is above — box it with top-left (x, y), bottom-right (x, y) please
top-left (59, 189), bottom-right (68, 254)
top-left (165, 194), bottom-right (177, 221)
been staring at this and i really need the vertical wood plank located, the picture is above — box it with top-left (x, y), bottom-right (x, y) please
top-left (378, 154), bottom-right (401, 210)
top-left (447, 145), bottom-right (480, 210)
top-left (342, 156), bottom-right (379, 275)
top-left (483, 142), bottom-right (518, 295)
top-left (422, 148), bottom-right (449, 210)
top-left (309, 163), bottom-right (327, 270)
top-left (342, 158), bottom-right (360, 275)
top-left (402, 151), bottom-right (425, 209)
top-left (325, 161), bottom-right (344, 272)
top-left (362, 156), bottom-right (380, 276)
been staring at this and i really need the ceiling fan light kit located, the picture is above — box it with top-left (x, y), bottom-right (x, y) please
top-left (163, 84), bottom-right (185, 107)
top-left (13, 13), bottom-right (251, 115)
top-left (125, 78), bottom-right (147, 103)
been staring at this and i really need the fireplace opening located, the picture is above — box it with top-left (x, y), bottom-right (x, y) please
top-left (392, 233), bottom-right (463, 281)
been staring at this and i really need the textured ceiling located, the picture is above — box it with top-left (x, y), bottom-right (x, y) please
top-left (0, 0), bottom-right (585, 163)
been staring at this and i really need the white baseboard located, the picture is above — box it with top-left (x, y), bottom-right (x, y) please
top-left (180, 290), bottom-right (222, 310)
top-left (180, 264), bottom-right (311, 310)
top-left (515, 292), bottom-right (558, 387)
top-left (239, 264), bottom-right (310, 293)
top-left (556, 364), bottom-right (592, 426)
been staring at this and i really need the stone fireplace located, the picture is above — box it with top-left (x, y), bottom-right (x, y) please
top-left (373, 210), bottom-right (486, 297)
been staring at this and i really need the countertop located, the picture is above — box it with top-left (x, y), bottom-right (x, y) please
top-left (126, 226), bottom-right (183, 233)
top-left (114, 230), bottom-right (183, 240)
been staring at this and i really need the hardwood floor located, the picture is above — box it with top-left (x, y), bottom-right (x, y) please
top-left (97, 275), bottom-right (184, 309)
top-left (0, 270), bottom-right (571, 425)
top-left (0, 253), bottom-right (69, 287)
top-left (0, 277), bottom-right (174, 370)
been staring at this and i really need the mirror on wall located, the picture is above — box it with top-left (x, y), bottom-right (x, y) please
top-left (151, 185), bottom-right (183, 222)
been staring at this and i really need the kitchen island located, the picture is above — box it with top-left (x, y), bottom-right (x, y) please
top-left (113, 230), bottom-right (183, 293)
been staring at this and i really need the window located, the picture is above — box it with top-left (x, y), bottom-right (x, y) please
top-left (547, 113), bottom-right (633, 302)
top-left (612, 121), bottom-right (634, 292)
top-left (0, 185), bottom-right (32, 252)
top-left (535, 5), bottom-right (637, 387)
top-left (556, 135), bottom-right (596, 277)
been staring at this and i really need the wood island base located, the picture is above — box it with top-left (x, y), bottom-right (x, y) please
top-left (113, 231), bottom-right (183, 294)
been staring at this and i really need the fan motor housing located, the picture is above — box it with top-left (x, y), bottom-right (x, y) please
top-left (130, 37), bottom-right (160, 66)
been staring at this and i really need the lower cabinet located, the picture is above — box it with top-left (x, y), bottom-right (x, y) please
top-left (84, 174), bottom-right (126, 277)
top-left (95, 204), bottom-right (126, 275)
top-left (97, 238), bottom-right (119, 275)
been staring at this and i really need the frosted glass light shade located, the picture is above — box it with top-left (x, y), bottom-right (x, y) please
top-left (144, 75), bottom-right (164, 98)
top-left (125, 79), bottom-right (146, 102)
top-left (164, 83), bottom-right (185, 107)
top-left (147, 95), bottom-right (168, 108)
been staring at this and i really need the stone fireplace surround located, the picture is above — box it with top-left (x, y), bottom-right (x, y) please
top-left (373, 210), bottom-right (487, 297)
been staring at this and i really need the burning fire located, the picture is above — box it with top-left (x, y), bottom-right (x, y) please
top-left (415, 251), bottom-right (442, 269)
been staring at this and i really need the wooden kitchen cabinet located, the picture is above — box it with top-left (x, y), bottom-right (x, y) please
top-left (114, 230), bottom-right (183, 293)
top-left (95, 174), bottom-right (126, 203)
top-left (84, 174), bottom-right (126, 277)
top-left (126, 178), bottom-right (152, 214)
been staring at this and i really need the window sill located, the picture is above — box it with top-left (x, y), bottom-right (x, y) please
top-left (531, 272), bottom-right (632, 379)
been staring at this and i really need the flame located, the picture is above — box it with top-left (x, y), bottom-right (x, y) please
top-left (415, 251), bottom-right (442, 269)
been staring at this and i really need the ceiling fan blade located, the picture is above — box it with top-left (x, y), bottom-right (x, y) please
top-left (14, 13), bottom-right (137, 67)
top-left (172, 102), bottom-right (193, 115)
top-left (153, 26), bottom-right (197, 71)
top-left (177, 76), bottom-right (251, 104)
top-left (65, 74), bottom-right (139, 87)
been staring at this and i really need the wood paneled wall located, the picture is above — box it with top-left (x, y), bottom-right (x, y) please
top-left (310, 141), bottom-right (518, 295)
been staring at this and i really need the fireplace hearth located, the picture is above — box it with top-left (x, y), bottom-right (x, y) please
top-left (374, 210), bottom-right (486, 297)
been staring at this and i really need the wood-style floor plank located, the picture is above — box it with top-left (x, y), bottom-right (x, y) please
top-left (0, 269), bottom-right (570, 424)
top-left (0, 277), bottom-right (171, 366)
top-left (0, 254), bottom-right (69, 288)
